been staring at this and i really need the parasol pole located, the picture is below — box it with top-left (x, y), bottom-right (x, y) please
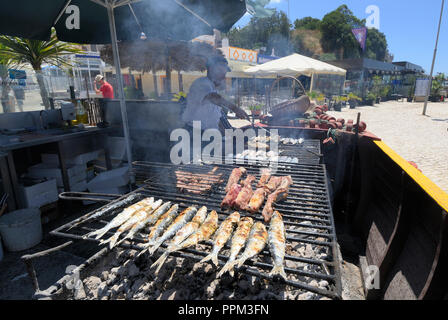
top-left (310, 73), bottom-right (314, 92)
top-left (105, 2), bottom-right (135, 182)
top-left (423, 0), bottom-right (445, 115)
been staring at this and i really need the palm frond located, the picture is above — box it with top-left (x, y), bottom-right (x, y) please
top-left (0, 34), bottom-right (82, 71)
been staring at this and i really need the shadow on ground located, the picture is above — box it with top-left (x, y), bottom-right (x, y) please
top-left (0, 202), bottom-right (104, 299)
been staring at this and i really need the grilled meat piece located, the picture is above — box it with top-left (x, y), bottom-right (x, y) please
top-left (221, 183), bottom-right (242, 209)
top-left (241, 175), bottom-right (256, 186)
top-left (225, 167), bottom-right (247, 193)
top-left (262, 188), bottom-right (288, 222)
top-left (175, 168), bottom-right (223, 194)
top-left (265, 176), bottom-right (283, 192)
top-left (246, 187), bottom-right (267, 213)
top-left (262, 176), bottom-right (293, 222)
top-left (257, 168), bottom-right (272, 187)
top-left (278, 175), bottom-right (293, 189)
top-left (233, 175), bottom-right (256, 210)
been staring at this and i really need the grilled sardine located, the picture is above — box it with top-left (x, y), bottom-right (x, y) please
top-left (101, 200), bottom-right (168, 249)
top-left (234, 222), bottom-right (268, 268)
top-left (199, 212), bottom-right (240, 266)
top-left (268, 211), bottom-right (287, 280)
top-left (114, 199), bottom-right (163, 246)
top-left (151, 210), bottom-right (218, 275)
top-left (148, 206), bottom-right (197, 254)
top-left (136, 206), bottom-right (207, 259)
top-left (216, 217), bottom-right (254, 278)
top-left (146, 204), bottom-right (179, 245)
top-left (86, 197), bottom-right (154, 240)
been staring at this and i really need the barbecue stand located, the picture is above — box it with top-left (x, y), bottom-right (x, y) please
top-left (43, 151), bottom-right (342, 299)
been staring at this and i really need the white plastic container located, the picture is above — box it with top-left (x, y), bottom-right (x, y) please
top-left (0, 209), bottom-right (42, 252)
top-left (28, 163), bottom-right (87, 187)
top-left (18, 179), bottom-right (58, 208)
top-left (41, 150), bottom-right (102, 166)
top-left (87, 166), bottom-right (129, 192)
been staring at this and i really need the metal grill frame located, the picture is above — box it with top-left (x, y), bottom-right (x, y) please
top-left (51, 157), bottom-right (342, 299)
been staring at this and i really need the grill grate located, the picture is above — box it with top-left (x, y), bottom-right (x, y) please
top-left (278, 139), bottom-right (322, 165)
top-left (51, 153), bottom-right (341, 299)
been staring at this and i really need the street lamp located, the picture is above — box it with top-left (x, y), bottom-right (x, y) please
top-left (423, 0), bottom-right (445, 115)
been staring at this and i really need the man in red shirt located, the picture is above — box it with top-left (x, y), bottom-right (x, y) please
top-left (94, 74), bottom-right (114, 99)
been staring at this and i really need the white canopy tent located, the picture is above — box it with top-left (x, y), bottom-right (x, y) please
top-left (245, 53), bottom-right (346, 92)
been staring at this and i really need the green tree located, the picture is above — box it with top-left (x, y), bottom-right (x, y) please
top-left (294, 17), bottom-right (321, 30)
top-left (0, 50), bottom-right (15, 113)
top-left (431, 73), bottom-right (446, 96)
top-left (0, 33), bottom-right (81, 109)
top-left (364, 28), bottom-right (388, 61)
top-left (227, 10), bottom-right (292, 56)
top-left (320, 5), bottom-right (364, 59)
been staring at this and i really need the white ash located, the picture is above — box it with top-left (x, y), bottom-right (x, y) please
top-left (63, 243), bottom-right (334, 301)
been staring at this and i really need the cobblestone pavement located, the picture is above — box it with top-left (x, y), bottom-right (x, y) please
top-left (327, 101), bottom-right (448, 194)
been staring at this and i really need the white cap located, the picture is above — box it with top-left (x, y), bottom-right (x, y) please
top-left (95, 74), bottom-right (104, 82)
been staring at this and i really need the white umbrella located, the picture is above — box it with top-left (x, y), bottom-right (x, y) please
top-left (245, 53), bottom-right (346, 76)
top-left (245, 53), bottom-right (346, 92)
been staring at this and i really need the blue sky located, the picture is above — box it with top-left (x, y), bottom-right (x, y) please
top-left (234, 0), bottom-right (448, 75)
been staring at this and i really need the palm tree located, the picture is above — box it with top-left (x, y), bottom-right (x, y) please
top-left (0, 32), bottom-right (81, 109)
top-left (100, 40), bottom-right (221, 97)
top-left (0, 54), bottom-right (15, 113)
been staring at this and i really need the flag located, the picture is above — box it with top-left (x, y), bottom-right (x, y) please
top-left (246, 0), bottom-right (276, 18)
top-left (352, 27), bottom-right (367, 51)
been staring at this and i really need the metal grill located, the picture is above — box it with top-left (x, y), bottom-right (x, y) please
top-left (278, 139), bottom-right (322, 165)
top-left (51, 157), bottom-right (341, 299)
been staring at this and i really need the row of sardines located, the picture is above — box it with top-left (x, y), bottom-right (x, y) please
top-left (85, 197), bottom-right (287, 281)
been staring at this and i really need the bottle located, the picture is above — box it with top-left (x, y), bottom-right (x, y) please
top-left (75, 100), bottom-right (88, 124)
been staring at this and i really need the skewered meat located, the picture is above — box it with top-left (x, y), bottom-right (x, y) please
top-left (225, 167), bottom-right (247, 192)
